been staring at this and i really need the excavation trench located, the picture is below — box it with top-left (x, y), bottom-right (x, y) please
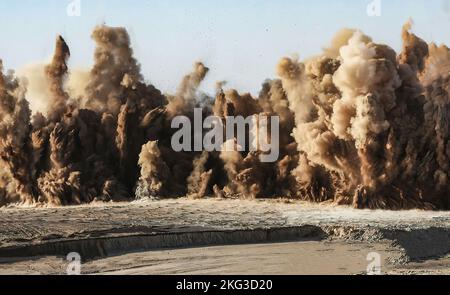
top-left (0, 225), bottom-right (449, 262)
top-left (0, 226), bottom-right (326, 260)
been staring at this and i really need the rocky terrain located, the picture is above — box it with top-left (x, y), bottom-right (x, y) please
top-left (0, 198), bottom-right (449, 275)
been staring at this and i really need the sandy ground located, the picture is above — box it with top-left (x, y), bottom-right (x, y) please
top-left (0, 198), bottom-right (449, 275)
top-left (0, 241), bottom-right (448, 275)
top-left (0, 241), bottom-right (398, 275)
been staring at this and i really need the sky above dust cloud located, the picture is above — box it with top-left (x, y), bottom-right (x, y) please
top-left (0, 0), bottom-right (450, 95)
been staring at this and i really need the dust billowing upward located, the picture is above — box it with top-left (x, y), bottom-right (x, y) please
top-left (0, 23), bottom-right (448, 210)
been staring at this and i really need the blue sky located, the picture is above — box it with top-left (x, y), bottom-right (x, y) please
top-left (0, 0), bottom-right (450, 95)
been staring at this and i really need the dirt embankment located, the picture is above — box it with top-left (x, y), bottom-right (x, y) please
top-left (0, 199), bottom-right (449, 274)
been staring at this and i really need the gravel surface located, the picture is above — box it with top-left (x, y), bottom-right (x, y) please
top-left (1, 198), bottom-right (449, 246)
